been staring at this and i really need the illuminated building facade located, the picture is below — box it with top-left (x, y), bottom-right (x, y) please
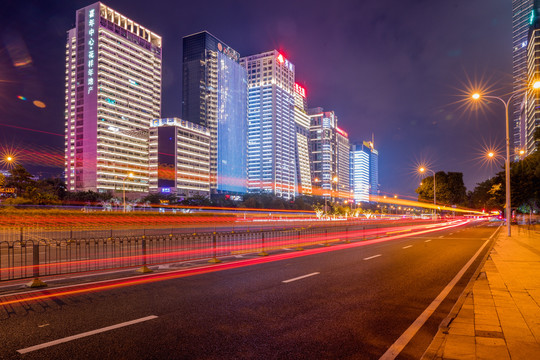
top-left (182, 31), bottom-right (247, 194)
top-left (349, 140), bottom-right (378, 202)
top-left (365, 140), bottom-right (379, 199)
top-left (293, 83), bottom-right (312, 195)
top-left (64, 2), bottom-right (161, 193)
top-left (240, 51), bottom-right (296, 199)
top-left (149, 118), bottom-right (210, 198)
top-left (526, 5), bottom-right (540, 154)
top-left (308, 108), bottom-right (336, 197)
top-left (513, 0), bottom-right (535, 152)
top-left (335, 127), bottom-right (350, 199)
top-left (349, 144), bottom-right (370, 203)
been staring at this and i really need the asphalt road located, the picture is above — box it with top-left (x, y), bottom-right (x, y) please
top-left (0, 221), bottom-right (497, 359)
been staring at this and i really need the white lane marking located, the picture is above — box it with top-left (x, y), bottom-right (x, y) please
top-left (282, 272), bottom-right (320, 283)
top-left (363, 254), bottom-right (382, 260)
top-left (38, 324), bottom-right (49, 328)
top-left (425, 240), bottom-right (431, 243)
top-left (379, 227), bottom-right (499, 360)
top-left (438, 235), bottom-right (444, 238)
top-left (17, 315), bottom-right (158, 354)
top-left (402, 245), bottom-right (413, 249)
top-left (449, 233), bottom-right (454, 236)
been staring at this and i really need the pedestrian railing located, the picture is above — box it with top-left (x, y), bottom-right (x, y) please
top-left (0, 219), bottom-right (439, 284)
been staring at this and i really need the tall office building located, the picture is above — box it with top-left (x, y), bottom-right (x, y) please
top-left (293, 83), bottom-right (312, 195)
top-left (182, 31), bottom-right (247, 194)
top-left (349, 144), bottom-right (370, 203)
top-left (335, 127), bottom-right (350, 199)
top-left (513, 0), bottom-right (535, 152)
top-left (149, 118), bottom-right (210, 198)
top-left (525, 2), bottom-right (540, 154)
top-left (364, 140), bottom-right (379, 199)
top-left (64, 3), bottom-right (161, 193)
top-left (308, 108), bottom-right (336, 197)
top-left (240, 51), bottom-right (296, 199)
top-left (349, 140), bottom-right (378, 202)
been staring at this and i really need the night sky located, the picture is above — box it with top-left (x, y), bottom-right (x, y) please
top-left (0, 0), bottom-right (511, 200)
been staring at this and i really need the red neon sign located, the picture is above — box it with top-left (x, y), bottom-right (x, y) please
top-left (294, 83), bottom-right (306, 98)
top-left (336, 127), bottom-right (348, 137)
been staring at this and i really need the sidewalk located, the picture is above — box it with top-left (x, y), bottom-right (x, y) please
top-left (424, 224), bottom-right (540, 360)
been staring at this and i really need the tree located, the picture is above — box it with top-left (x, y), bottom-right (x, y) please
top-left (5, 165), bottom-right (36, 197)
top-left (416, 171), bottom-right (467, 206)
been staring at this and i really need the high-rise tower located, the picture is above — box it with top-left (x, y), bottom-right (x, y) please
top-left (240, 51), bottom-right (296, 199)
top-left (64, 2), bottom-right (162, 193)
top-left (182, 31), bottom-right (247, 194)
top-left (513, 0), bottom-right (534, 151)
top-left (293, 83), bottom-right (312, 195)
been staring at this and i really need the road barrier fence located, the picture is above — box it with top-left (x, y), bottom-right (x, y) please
top-left (0, 220), bottom-right (438, 283)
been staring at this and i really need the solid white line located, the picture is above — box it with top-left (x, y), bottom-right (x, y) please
top-left (402, 245), bottom-right (413, 249)
top-left (17, 315), bottom-right (158, 354)
top-left (425, 240), bottom-right (431, 243)
top-left (379, 227), bottom-right (499, 360)
top-left (363, 254), bottom-right (382, 260)
top-left (282, 272), bottom-right (320, 283)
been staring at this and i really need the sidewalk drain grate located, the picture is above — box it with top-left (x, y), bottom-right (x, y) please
top-left (475, 330), bottom-right (504, 339)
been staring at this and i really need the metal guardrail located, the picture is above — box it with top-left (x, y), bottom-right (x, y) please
top-left (0, 220), bottom-right (439, 283)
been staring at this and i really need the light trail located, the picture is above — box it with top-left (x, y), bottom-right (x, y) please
top-left (0, 220), bottom-right (472, 307)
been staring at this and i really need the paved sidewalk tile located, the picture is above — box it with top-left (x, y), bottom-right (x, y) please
top-left (425, 225), bottom-right (540, 360)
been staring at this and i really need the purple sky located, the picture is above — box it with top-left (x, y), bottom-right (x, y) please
top-left (0, 0), bottom-right (512, 199)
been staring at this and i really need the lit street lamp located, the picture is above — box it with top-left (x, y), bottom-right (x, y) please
top-left (123, 172), bottom-right (134, 213)
top-left (471, 81), bottom-right (540, 236)
top-left (419, 166), bottom-right (436, 217)
top-left (332, 176), bottom-right (338, 203)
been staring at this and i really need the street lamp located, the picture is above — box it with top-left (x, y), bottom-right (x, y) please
top-left (123, 172), bottom-right (134, 213)
top-left (470, 81), bottom-right (540, 236)
top-left (332, 176), bottom-right (338, 204)
top-left (419, 167), bottom-right (436, 217)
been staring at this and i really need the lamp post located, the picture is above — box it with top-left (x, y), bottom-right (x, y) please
top-left (470, 81), bottom-right (540, 236)
top-left (123, 172), bottom-right (134, 213)
top-left (419, 167), bottom-right (436, 217)
top-left (332, 176), bottom-right (338, 203)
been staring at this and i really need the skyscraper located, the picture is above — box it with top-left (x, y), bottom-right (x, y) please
top-left (182, 31), bottom-right (247, 194)
top-left (64, 2), bottom-right (162, 193)
top-left (149, 118), bottom-right (210, 198)
top-left (349, 144), bottom-right (370, 203)
top-left (308, 108), bottom-right (336, 196)
top-left (513, 0), bottom-right (534, 151)
top-left (293, 83), bottom-right (312, 195)
top-left (349, 141), bottom-right (378, 203)
top-left (335, 127), bottom-right (350, 199)
top-left (525, 1), bottom-right (540, 154)
top-left (364, 140), bottom-right (379, 199)
top-left (240, 51), bottom-right (296, 199)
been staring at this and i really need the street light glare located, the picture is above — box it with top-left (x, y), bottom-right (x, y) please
top-left (128, 172), bottom-right (134, 178)
top-left (472, 93), bottom-right (480, 100)
top-left (488, 152), bottom-right (494, 158)
top-left (419, 167), bottom-right (425, 173)
top-left (534, 81), bottom-right (540, 89)
top-left (6, 156), bottom-right (13, 162)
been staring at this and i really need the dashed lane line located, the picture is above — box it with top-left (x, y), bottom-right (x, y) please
top-left (17, 315), bottom-right (158, 354)
top-left (402, 245), bottom-right (413, 249)
top-left (363, 254), bottom-right (382, 260)
top-left (282, 272), bottom-right (320, 284)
